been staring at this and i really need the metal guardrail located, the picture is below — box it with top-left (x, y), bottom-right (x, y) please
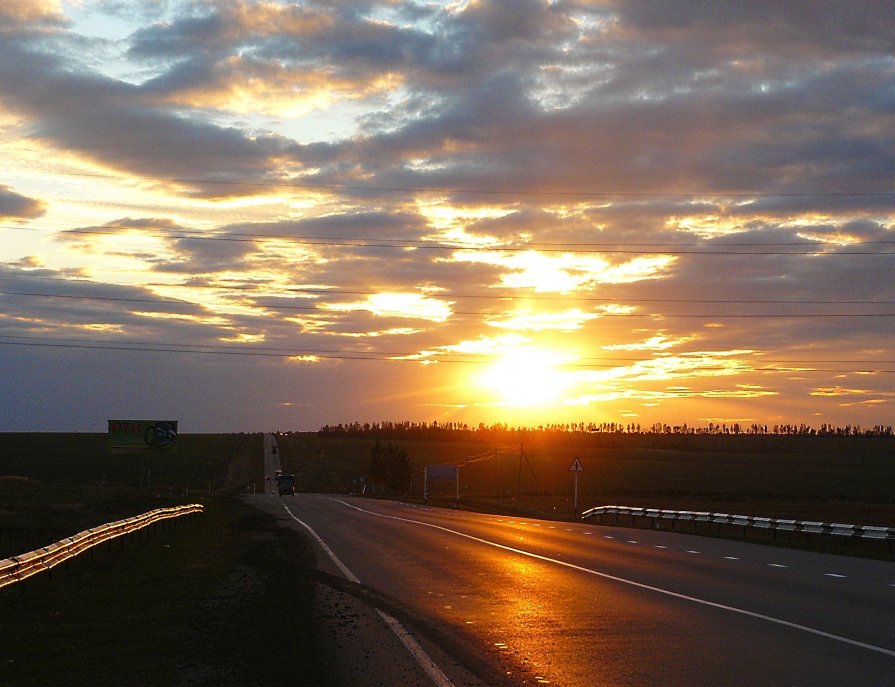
top-left (0, 504), bottom-right (205, 590)
top-left (580, 505), bottom-right (895, 541)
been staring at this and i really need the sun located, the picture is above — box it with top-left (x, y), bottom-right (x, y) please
top-left (477, 348), bottom-right (570, 408)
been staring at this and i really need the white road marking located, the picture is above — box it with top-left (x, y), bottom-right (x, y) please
top-left (825, 574), bottom-right (847, 578)
top-left (334, 499), bottom-right (895, 659)
top-left (724, 556), bottom-right (739, 560)
top-left (280, 502), bottom-right (457, 687)
top-left (768, 563), bottom-right (788, 568)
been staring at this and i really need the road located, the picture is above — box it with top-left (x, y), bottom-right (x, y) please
top-left (262, 432), bottom-right (280, 495)
top-left (252, 437), bottom-right (895, 685)
top-left (246, 489), bottom-right (895, 687)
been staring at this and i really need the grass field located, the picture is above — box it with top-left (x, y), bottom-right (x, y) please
top-left (0, 433), bottom-right (333, 686)
top-left (0, 432), bottom-right (260, 558)
top-left (1, 497), bottom-right (329, 687)
top-left (274, 431), bottom-right (895, 526)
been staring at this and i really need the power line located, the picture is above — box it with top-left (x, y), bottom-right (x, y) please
top-left (5, 273), bottom-right (895, 307)
top-left (4, 289), bottom-right (895, 318)
top-left (1, 334), bottom-right (894, 374)
top-left (0, 334), bottom-right (480, 362)
top-left (7, 224), bottom-right (895, 255)
top-left (20, 169), bottom-right (895, 199)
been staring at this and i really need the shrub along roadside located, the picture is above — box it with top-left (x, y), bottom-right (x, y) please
top-left (1, 497), bottom-right (328, 687)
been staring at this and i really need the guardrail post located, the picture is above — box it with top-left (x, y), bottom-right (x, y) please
top-left (1, 505), bottom-right (205, 592)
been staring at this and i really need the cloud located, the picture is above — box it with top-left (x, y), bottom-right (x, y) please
top-left (0, 0), bottom-right (66, 29)
top-left (0, 36), bottom-right (303, 198)
top-left (2, 0), bottom-right (895, 431)
top-left (0, 185), bottom-right (46, 220)
top-left (612, 1), bottom-right (895, 54)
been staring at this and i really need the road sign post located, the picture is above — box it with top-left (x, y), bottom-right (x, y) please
top-left (569, 457), bottom-right (584, 516)
top-left (424, 464), bottom-right (459, 502)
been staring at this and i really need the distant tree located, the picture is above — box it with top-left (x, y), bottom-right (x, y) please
top-left (369, 439), bottom-right (386, 492)
top-left (368, 440), bottom-right (411, 493)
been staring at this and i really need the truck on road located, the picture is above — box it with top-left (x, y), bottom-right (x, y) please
top-left (276, 474), bottom-right (295, 496)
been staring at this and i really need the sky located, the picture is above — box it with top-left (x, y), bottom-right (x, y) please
top-left (1, 0), bottom-right (894, 434)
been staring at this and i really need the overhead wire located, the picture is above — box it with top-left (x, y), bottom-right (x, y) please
top-left (2, 289), bottom-right (895, 319)
top-left (7, 223), bottom-right (895, 255)
top-left (4, 272), bottom-right (895, 307)
top-left (1, 334), bottom-right (894, 375)
top-left (15, 168), bottom-right (895, 199)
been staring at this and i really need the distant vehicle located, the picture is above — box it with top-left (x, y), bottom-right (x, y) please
top-left (276, 474), bottom-right (295, 496)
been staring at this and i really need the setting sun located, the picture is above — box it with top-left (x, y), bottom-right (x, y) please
top-left (476, 348), bottom-right (572, 408)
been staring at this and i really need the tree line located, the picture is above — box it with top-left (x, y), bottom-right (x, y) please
top-left (319, 420), bottom-right (894, 439)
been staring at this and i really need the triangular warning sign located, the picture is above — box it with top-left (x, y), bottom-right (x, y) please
top-left (569, 457), bottom-right (584, 472)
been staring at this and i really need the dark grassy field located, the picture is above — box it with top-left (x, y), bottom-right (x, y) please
top-left (1, 497), bottom-right (330, 687)
top-left (0, 432), bottom-right (260, 558)
top-left (1, 432), bottom-right (336, 687)
top-left (274, 431), bottom-right (895, 526)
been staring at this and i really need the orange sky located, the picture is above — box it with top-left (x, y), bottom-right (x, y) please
top-left (1, 1), bottom-right (893, 432)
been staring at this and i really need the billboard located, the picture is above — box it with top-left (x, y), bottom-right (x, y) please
top-left (108, 420), bottom-right (178, 452)
top-left (424, 463), bottom-right (459, 501)
top-left (426, 464), bottom-right (458, 481)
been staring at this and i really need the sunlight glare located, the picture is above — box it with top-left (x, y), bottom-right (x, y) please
top-left (477, 348), bottom-right (571, 407)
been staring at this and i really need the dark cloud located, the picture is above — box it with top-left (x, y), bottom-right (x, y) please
top-left (612, 1), bottom-right (895, 54)
top-left (0, 37), bottom-right (303, 198)
top-left (0, 185), bottom-right (45, 220)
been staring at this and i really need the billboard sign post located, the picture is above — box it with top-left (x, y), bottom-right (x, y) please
top-left (108, 420), bottom-right (178, 453)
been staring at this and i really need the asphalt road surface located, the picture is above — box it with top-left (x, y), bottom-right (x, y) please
top-left (247, 490), bottom-right (895, 687)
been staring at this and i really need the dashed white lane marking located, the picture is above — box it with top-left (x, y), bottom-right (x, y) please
top-left (530, 523), bottom-right (881, 588)
top-left (334, 499), bottom-right (895, 659)
top-left (281, 502), bottom-right (456, 687)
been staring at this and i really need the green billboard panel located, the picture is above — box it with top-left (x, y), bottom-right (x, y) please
top-left (108, 420), bottom-right (178, 452)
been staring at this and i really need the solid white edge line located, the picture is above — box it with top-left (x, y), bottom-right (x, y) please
top-left (280, 501), bottom-right (456, 687)
top-left (335, 499), bottom-right (895, 659)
